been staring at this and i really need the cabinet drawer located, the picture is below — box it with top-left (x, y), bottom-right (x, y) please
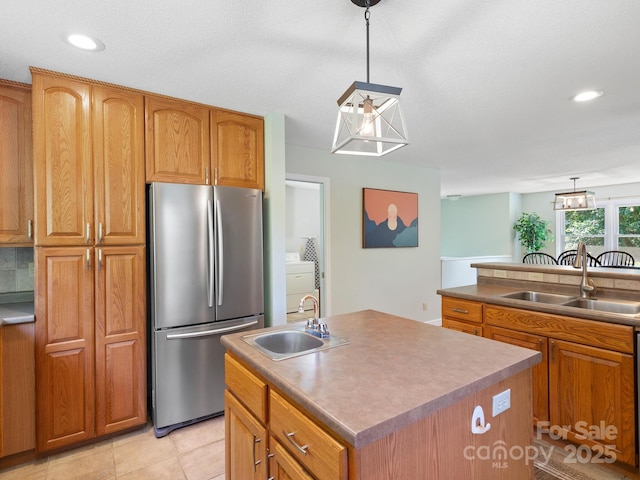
top-left (442, 318), bottom-right (482, 336)
top-left (484, 305), bottom-right (634, 353)
top-left (286, 262), bottom-right (314, 275)
top-left (270, 390), bottom-right (347, 480)
top-left (287, 272), bottom-right (315, 295)
top-left (441, 297), bottom-right (483, 324)
top-left (225, 354), bottom-right (267, 422)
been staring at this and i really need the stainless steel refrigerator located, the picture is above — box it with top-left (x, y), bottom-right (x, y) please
top-left (147, 182), bottom-right (264, 437)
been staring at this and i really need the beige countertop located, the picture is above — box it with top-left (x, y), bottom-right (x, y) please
top-left (221, 309), bottom-right (540, 449)
top-left (438, 283), bottom-right (640, 327)
top-left (0, 301), bottom-right (34, 326)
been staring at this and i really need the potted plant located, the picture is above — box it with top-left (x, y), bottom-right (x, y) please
top-left (513, 212), bottom-right (553, 253)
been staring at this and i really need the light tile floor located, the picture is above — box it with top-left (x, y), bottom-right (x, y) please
top-left (0, 415), bottom-right (225, 480)
top-left (2, 415), bottom-right (639, 480)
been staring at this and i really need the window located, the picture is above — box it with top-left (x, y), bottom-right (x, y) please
top-left (556, 199), bottom-right (640, 262)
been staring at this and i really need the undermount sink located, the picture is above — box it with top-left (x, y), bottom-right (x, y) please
top-left (500, 290), bottom-right (640, 316)
top-left (561, 298), bottom-right (640, 315)
top-left (242, 328), bottom-right (350, 361)
top-left (501, 291), bottom-right (576, 304)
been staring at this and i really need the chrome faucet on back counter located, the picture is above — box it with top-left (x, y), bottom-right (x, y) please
top-left (573, 241), bottom-right (597, 299)
top-left (298, 294), bottom-right (330, 338)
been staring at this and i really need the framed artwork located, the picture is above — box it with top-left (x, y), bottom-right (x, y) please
top-left (362, 188), bottom-right (418, 248)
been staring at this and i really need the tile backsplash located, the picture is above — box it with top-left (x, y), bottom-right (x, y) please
top-left (0, 247), bottom-right (34, 293)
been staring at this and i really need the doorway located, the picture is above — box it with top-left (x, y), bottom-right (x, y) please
top-left (284, 175), bottom-right (330, 322)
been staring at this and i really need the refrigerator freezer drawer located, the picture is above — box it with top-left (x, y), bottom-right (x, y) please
top-left (151, 317), bottom-right (262, 430)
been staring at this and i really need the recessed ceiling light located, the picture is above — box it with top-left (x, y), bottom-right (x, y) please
top-left (63, 33), bottom-right (105, 52)
top-left (572, 90), bottom-right (603, 102)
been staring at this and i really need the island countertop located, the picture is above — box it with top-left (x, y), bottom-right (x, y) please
top-left (221, 309), bottom-right (540, 449)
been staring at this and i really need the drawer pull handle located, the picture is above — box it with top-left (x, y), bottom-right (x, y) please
top-left (451, 308), bottom-right (469, 314)
top-left (27, 219), bottom-right (33, 239)
top-left (253, 435), bottom-right (261, 472)
top-left (284, 431), bottom-right (308, 456)
top-left (98, 222), bottom-right (104, 244)
top-left (85, 223), bottom-right (91, 244)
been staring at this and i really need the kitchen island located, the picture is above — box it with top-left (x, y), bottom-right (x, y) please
top-left (221, 309), bottom-right (541, 479)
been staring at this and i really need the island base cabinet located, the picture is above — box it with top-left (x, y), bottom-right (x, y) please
top-left (224, 390), bottom-right (268, 480)
top-left (269, 437), bottom-right (314, 480)
top-left (350, 369), bottom-right (534, 480)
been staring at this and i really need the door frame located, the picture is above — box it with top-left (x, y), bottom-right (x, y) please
top-left (285, 173), bottom-right (331, 317)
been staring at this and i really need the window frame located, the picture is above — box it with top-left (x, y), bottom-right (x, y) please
top-left (555, 197), bottom-right (640, 256)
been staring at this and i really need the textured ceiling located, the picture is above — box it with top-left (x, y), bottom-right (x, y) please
top-left (2, 0), bottom-right (639, 197)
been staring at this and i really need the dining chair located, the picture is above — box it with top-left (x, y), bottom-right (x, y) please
top-left (522, 252), bottom-right (558, 265)
top-left (596, 250), bottom-right (635, 267)
top-left (557, 249), bottom-right (601, 266)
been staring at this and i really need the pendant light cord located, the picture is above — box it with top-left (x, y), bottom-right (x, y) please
top-left (365, 0), bottom-right (371, 83)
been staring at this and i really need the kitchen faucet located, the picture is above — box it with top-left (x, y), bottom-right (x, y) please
top-left (573, 242), bottom-right (597, 299)
top-left (298, 294), bottom-right (319, 323)
top-left (299, 294), bottom-right (330, 337)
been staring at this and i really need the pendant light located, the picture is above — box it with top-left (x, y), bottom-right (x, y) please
top-left (553, 177), bottom-right (597, 211)
top-left (331, 0), bottom-right (409, 157)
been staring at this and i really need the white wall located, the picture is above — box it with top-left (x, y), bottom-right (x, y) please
top-left (441, 193), bottom-right (517, 258)
top-left (286, 144), bottom-right (442, 322)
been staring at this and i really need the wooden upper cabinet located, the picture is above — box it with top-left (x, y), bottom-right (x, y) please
top-left (211, 110), bottom-right (264, 191)
top-left (0, 81), bottom-right (33, 245)
top-left (93, 86), bottom-right (145, 245)
top-left (145, 96), bottom-right (210, 184)
top-left (32, 72), bottom-right (93, 246)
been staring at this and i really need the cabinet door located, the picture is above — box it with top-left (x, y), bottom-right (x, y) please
top-left (94, 246), bottom-right (146, 435)
top-left (224, 390), bottom-right (267, 480)
top-left (93, 86), bottom-right (145, 245)
top-left (32, 73), bottom-right (93, 246)
top-left (269, 437), bottom-right (314, 480)
top-left (484, 325), bottom-right (548, 423)
top-left (0, 82), bottom-right (33, 244)
top-left (211, 110), bottom-right (264, 190)
top-left (35, 247), bottom-right (95, 451)
top-left (145, 96), bottom-right (210, 184)
top-left (549, 339), bottom-right (635, 466)
top-left (0, 322), bottom-right (35, 457)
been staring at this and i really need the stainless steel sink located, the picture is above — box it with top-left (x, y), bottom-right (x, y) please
top-left (242, 328), bottom-right (350, 361)
top-left (561, 298), bottom-right (640, 315)
top-left (501, 291), bottom-right (576, 304)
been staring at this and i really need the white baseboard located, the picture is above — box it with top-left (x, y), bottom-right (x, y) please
top-left (425, 318), bottom-right (442, 327)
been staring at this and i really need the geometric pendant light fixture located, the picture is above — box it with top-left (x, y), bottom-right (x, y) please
top-left (331, 0), bottom-right (409, 156)
top-left (553, 177), bottom-right (597, 211)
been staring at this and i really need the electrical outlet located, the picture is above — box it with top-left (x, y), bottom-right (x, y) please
top-left (492, 389), bottom-right (511, 416)
top-left (422, 303), bottom-right (428, 311)
top-left (28, 263), bottom-right (34, 278)
top-left (493, 270), bottom-right (507, 278)
top-left (528, 272), bottom-right (544, 282)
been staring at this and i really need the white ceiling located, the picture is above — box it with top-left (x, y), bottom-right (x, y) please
top-left (2, 0), bottom-right (640, 198)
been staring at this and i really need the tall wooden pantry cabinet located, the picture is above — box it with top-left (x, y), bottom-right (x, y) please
top-left (32, 68), bottom-right (146, 452)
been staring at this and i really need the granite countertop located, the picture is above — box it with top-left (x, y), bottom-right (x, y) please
top-left (438, 284), bottom-right (640, 327)
top-left (0, 301), bottom-right (34, 326)
top-left (221, 309), bottom-right (540, 449)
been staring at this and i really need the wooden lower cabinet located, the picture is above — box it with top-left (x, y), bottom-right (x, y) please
top-left (226, 353), bottom-right (533, 479)
top-left (270, 437), bottom-right (314, 480)
top-left (484, 304), bottom-right (637, 467)
top-left (224, 390), bottom-right (267, 480)
top-left (442, 297), bottom-right (483, 336)
top-left (549, 339), bottom-right (635, 466)
top-left (0, 322), bottom-right (35, 458)
top-left (484, 325), bottom-right (549, 424)
top-left (35, 246), bottom-right (146, 452)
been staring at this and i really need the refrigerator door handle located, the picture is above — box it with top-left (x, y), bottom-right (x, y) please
top-left (215, 199), bottom-right (224, 306)
top-left (165, 320), bottom-right (258, 340)
top-left (207, 199), bottom-right (215, 308)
